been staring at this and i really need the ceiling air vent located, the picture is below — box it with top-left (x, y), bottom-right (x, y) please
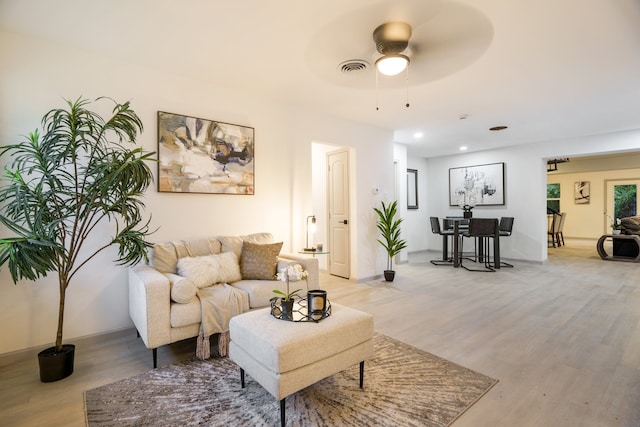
top-left (338, 60), bottom-right (369, 74)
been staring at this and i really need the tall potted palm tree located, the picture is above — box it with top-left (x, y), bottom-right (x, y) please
top-left (374, 200), bottom-right (407, 282)
top-left (0, 97), bottom-right (156, 382)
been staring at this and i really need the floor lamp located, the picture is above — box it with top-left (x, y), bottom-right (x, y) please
top-left (304, 215), bottom-right (316, 251)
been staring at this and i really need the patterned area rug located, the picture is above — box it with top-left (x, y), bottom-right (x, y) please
top-left (84, 333), bottom-right (497, 426)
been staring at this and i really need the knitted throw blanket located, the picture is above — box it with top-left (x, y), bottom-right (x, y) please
top-left (195, 284), bottom-right (247, 359)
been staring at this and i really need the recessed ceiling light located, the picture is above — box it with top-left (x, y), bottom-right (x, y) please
top-left (489, 125), bottom-right (508, 131)
top-left (413, 132), bottom-right (423, 139)
top-left (459, 146), bottom-right (468, 151)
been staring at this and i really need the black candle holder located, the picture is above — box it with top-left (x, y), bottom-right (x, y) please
top-left (270, 296), bottom-right (331, 323)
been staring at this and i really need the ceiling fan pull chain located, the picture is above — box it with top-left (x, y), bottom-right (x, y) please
top-left (405, 65), bottom-right (410, 108)
top-left (376, 68), bottom-right (380, 111)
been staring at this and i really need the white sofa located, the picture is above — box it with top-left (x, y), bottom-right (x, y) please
top-left (128, 232), bottom-right (319, 367)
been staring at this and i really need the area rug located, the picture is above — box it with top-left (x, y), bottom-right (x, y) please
top-left (84, 333), bottom-right (497, 426)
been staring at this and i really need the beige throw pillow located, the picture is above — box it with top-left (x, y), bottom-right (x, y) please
top-left (240, 241), bottom-right (283, 280)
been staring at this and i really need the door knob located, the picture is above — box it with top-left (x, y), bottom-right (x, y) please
top-left (341, 220), bottom-right (348, 225)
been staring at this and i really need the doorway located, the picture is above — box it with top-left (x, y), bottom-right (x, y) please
top-left (327, 149), bottom-right (350, 278)
top-left (606, 179), bottom-right (639, 232)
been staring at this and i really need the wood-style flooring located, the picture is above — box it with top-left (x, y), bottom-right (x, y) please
top-left (1, 238), bottom-right (639, 427)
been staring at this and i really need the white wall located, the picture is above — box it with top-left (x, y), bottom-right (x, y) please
top-left (405, 156), bottom-right (430, 253)
top-left (393, 144), bottom-right (408, 264)
top-left (0, 31), bottom-right (393, 354)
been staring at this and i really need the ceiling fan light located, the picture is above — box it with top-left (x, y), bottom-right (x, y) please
top-left (375, 54), bottom-right (409, 76)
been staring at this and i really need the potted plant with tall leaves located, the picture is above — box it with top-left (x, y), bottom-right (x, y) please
top-left (0, 97), bottom-right (156, 382)
top-left (374, 200), bottom-right (408, 282)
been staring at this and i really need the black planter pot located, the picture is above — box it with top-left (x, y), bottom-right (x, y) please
top-left (38, 344), bottom-right (75, 382)
top-left (281, 299), bottom-right (294, 321)
top-left (384, 270), bottom-right (396, 282)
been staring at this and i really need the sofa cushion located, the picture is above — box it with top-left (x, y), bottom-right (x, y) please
top-left (220, 233), bottom-right (275, 259)
top-left (166, 273), bottom-right (197, 304)
top-left (150, 242), bottom-right (179, 274)
top-left (177, 252), bottom-right (242, 288)
top-left (240, 241), bottom-right (283, 280)
top-left (150, 239), bottom-right (221, 274)
top-left (170, 298), bottom-right (201, 328)
top-left (174, 239), bottom-right (222, 259)
top-left (232, 279), bottom-right (290, 309)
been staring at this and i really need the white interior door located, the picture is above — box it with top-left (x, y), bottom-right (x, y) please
top-left (605, 179), bottom-right (640, 232)
top-left (327, 149), bottom-right (350, 278)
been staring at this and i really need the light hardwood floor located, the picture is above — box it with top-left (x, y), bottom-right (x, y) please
top-left (1, 239), bottom-right (639, 426)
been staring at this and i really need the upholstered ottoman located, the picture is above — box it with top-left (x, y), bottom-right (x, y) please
top-left (229, 302), bottom-right (374, 427)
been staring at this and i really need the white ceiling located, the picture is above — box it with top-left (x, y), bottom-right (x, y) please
top-left (2, 0), bottom-right (640, 158)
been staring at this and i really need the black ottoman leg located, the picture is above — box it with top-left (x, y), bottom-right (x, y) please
top-left (240, 368), bottom-right (245, 388)
top-left (280, 398), bottom-right (286, 427)
top-left (359, 361), bottom-right (365, 388)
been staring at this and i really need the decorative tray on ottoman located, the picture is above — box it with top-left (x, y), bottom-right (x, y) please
top-left (270, 297), bottom-right (332, 323)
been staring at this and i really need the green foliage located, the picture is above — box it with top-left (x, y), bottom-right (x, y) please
top-left (373, 200), bottom-right (408, 271)
top-left (0, 97), bottom-right (156, 351)
top-left (270, 289), bottom-right (303, 302)
top-left (614, 184), bottom-right (637, 219)
top-left (547, 183), bottom-right (560, 199)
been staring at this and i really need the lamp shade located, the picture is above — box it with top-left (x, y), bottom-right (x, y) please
top-left (376, 54), bottom-right (409, 76)
top-left (304, 215), bottom-right (317, 251)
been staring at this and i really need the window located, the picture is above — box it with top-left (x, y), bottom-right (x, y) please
top-left (547, 183), bottom-right (560, 214)
top-left (614, 184), bottom-right (637, 218)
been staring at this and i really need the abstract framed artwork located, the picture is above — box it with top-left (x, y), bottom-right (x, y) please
top-left (157, 111), bottom-right (255, 194)
top-left (449, 162), bottom-right (505, 206)
top-left (574, 181), bottom-right (590, 204)
top-left (407, 169), bottom-right (418, 209)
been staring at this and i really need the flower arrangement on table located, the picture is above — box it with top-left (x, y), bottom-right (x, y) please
top-left (457, 189), bottom-right (477, 217)
top-left (608, 215), bottom-right (622, 231)
top-left (270, 263), bottom-right (308, 302)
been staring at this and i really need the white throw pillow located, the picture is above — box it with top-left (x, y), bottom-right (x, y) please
top-left (177, 252), bottom-right (241, 288)
top-left (215, 251), bottom-right (242, 283)
top-left (166, 273), bottom-right (197, 303)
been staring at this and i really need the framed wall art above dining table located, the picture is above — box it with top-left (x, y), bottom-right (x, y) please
top-left (449, 162), bottom-right (505, 207)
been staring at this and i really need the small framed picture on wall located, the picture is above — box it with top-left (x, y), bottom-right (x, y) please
top-left (574, 181), bottom-right (590, 204)
top-left (407, 169), bottom-right (418, 209)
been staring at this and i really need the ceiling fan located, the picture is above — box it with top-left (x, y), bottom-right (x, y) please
top-left (305, 2), bottom-right (493, 91)
top-left (372, 22), bottom-right (412, 76)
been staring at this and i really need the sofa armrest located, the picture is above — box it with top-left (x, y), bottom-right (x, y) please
top-left (278, 253), bottom-right (320, 290)
top-left (128, 264), bottom-right (172, 349)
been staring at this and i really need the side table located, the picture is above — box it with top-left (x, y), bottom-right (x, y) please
top-left (596, 234), bottom-right (640, 262)
top-left (298, 249), bottom-right (330, 258)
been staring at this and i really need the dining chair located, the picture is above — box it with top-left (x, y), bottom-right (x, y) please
top-left (547, 213), bottom-right (563, 247)
top-left (557, 212), bottom-right (567, 246)
top-left (429, 217), bottom-right (454, 265)
top-left (497, 217), bottom-right (514, 267)
top-left (459, 218), bottom-right (498, 272)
